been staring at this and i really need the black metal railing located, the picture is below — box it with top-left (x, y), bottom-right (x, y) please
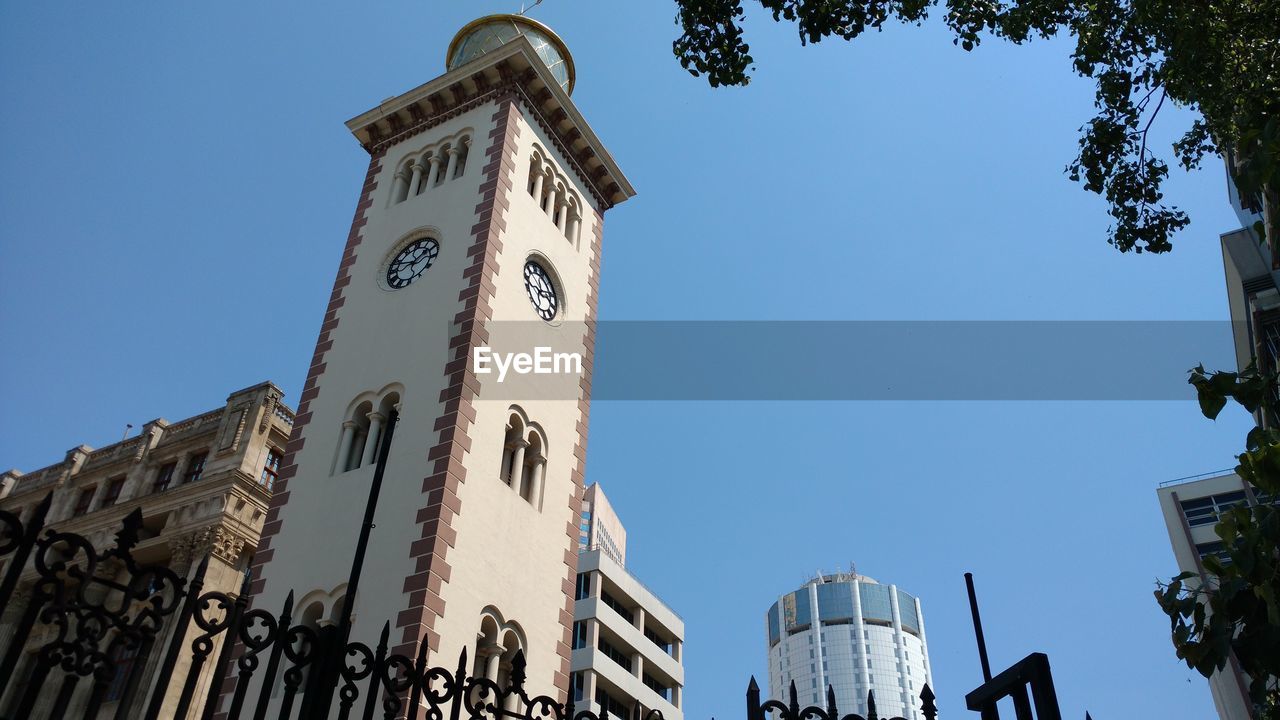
top-left (0, 498), bottom-right (662, 720)
top-left (746, 676), bottom-right (937, 720)
top-left (1, 495), bottom-right (1075, 720)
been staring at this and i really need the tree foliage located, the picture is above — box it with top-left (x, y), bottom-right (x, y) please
top-left (672, 0), bottom-right (1280, 255)
top-left (1161, 365), bottom-right (1280, 718)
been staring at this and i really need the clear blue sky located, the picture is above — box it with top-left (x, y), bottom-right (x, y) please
top-left (0, 2), bottom-right (1256, 718)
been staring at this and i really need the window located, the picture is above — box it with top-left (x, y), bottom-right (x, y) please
top-left (102, 477), bottom-right (125, 507)
top-left (106, 641), bottom-right (140, 702)
top-left (1197, 541), bottom-right (1232, 565)
top-left (183, 452), bottom-right (207, 484)
top-left (596, 636), bottom-right (632, 672)
top-left (644, 626), bottom-right (670, 654)
top-left (595, 688), bottom-right (629, 719)
top-left (261, 448), bottom-right (282, 490)
top-left (575, 572), bottom-right (590, 601)
top-left (570, 672), bottom-right (585, 703)
top-left (153, 462), bottom-right (176, 492)
top-left (72, 487), bottom-right (95, 517)
top-left (572, 621), bottom-right (588, 650)
top-left (1180, 491), bottom-right (1248, 527)
top-left (600, 590), bottom-right (634, 624)
top-left (501, 409), bottom-right (546, 506)
top-left (643, 674), bottom-right (670, 700)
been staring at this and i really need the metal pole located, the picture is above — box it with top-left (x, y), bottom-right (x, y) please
top-left (965, 572), bottom-right (993, 682)
top-left (314, 409), bottom-right (400, 715)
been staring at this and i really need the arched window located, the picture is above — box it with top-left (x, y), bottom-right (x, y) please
top-left (337, 401), bottom-right (372, 473)
top-left (436, 143), bottom-right (453, 187)
top-left (500, 408), bottom-right (546, 509)
top-left (392, 160), bottom-right (413, 204)
top-left (526, 147), bottom-right (585, 246)
top-left (453, 136), bottom-right (471, 178)
top-left (528, 157), bottom-right (543, 199)
top-left (413, 153), bottom-right (433, 196)
top-left (565, 196), bottom-right (583, 245)
top-left (473, 608), bottom-right (526, 697)
top-left (336, 390), bottom-right (401, 474)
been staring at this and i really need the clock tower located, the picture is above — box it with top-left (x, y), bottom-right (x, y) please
top-left (248, 15), bottom-right (633, 698)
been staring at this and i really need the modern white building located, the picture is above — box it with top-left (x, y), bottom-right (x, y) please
top-left (766, 572), bottom-right (932, 720)
top-left (578, 482), bottom-right (626, 564)
top-left (1156, 471), bottom-right (1267, 720)
top-left (571, 484), bottom-right (684, 720)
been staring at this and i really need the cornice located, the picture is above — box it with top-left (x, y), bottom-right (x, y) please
top-left (345, 37), bottom-right (634, 209)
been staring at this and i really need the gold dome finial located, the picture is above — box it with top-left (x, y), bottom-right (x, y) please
top-left (446, 14), bottom-right (575, 94)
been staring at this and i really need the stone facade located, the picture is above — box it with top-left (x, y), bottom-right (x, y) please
top-left (0, 381), bottom-right (293, 719)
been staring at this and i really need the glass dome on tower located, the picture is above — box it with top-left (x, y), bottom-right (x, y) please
top-left (447, 15), bottom-right (575, 95)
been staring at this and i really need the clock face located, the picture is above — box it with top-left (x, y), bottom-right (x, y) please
top-left (523, 260), bottom-right (558, 321)
top-left (386, 238), bottom-right (439, 289)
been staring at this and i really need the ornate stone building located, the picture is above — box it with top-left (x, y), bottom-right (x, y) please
top-left (0, 381), bottom-right (293, 719)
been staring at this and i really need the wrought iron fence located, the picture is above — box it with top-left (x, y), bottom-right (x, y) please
top-left (0, 497), bottom-right (658, 720)
top-left (1, 494), bottom-right (1071, 720)
top-left (745, 676), bottom-right (937, 720)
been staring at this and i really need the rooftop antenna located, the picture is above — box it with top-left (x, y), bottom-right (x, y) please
top-left (518, 0), bottom-right (545, 15)
top-left (120, 423), bottom-right (133, 442)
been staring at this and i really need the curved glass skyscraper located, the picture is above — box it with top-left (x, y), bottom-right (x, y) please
top-left (765, 572), bottom-right (933, 720)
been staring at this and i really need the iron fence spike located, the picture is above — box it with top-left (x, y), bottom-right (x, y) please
top-left (919, 683), bottom-right (937, 719)
top-left (748, 676), bottom-right (759, 693)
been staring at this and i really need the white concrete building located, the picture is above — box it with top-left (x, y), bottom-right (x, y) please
top-left (1156, 471), bottom-right (1265, 720)
top-left (245, 12), bottom-right (634, 707)
top-left (571, 484), bottom-right (683, 720)
top-left (579, 482), bottom-right (626, 564)
top-left (766, 572), bottom-right (932, 720)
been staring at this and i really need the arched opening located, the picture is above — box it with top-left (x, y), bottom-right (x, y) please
top-left (453, 137), bottom-right (471, 178)
top-left (392, 160), bottom-right (413, 204)
top-left (338, 400), bottom-right (372, 473)
top-left (520, 431), bottom-right (545, 504)
top-left (501, 412), bottom-right (527, 488)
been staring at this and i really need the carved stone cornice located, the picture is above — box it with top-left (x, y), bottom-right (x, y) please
top-left (171, 523), bottom-right (249, 566)
top-left (211, 525), bottom-right (248, 564)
